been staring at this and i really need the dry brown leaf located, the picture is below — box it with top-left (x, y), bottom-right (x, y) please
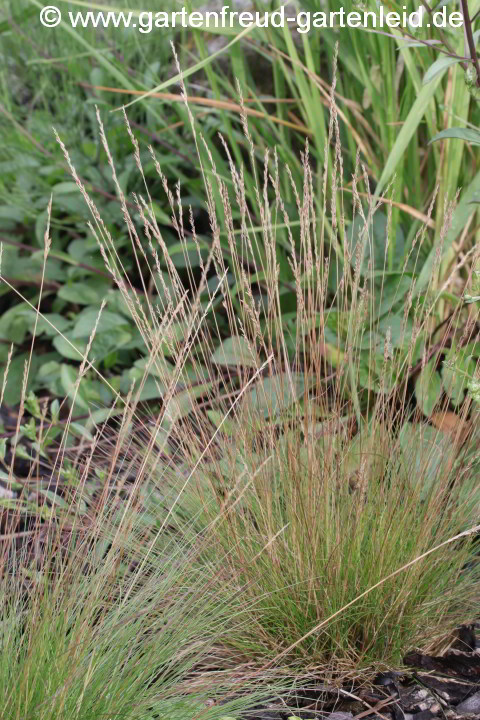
top-left (430, 411), bottom-right (471, 445)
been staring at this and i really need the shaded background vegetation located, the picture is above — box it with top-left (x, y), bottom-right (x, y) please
top-left (1, 0), bottom-right (479, 412)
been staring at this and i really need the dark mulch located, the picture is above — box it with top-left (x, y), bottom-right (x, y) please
top-left (234, 625), bottom-right (480, 720)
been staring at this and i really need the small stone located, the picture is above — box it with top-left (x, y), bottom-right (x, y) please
top-left (328, 714), bottom-right (354, 720)
top-left (456, 691), bottom-right (480, 714)
top-left (410, 712), bottom-right (435, 720)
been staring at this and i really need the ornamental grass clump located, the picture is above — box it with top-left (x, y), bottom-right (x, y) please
top-left (0, 392), bottom-right (283, 720)
top-left (12, 49), bottom-right (480, 682)
top-left (0, 213), bottom-right (285, 720)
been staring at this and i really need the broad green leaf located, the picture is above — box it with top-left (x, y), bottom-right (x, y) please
top-left (52, 334), bottom-right (87, 361)
top-left (374, 276), bottom-right (412, 320)
top-left (0, 305), bottom-right (31, 344)
top-left (60, 365), bottom-right (112, 411)
top-left (73, 308), bottom-right (130, 338)
top-left (206, 410), bottom-right (236, 436)
top-left (58, 281), bottom-right (110, 305)
top-left (37, 361), bottom-right (64, 395)
top-left (415, 357), bottom-right (443, 417)
top-left (377, 313), bottom-right (413, 348)
top-left (442, 347), bottom-right (477, 406)
top-left (25, 392), bottom-right (41, 419)
top-left (85, 406), bottom-right (126, 431)
top-left (134, 356), bottom-right (176, 382)
top-left (343, 424), bottom-right (389, 479)
top-left (211, 336), bottom-right (257, 368)
top-left (0, 470), bottom-right (22, 489)
top-left (54, 326), bottom-right (131, 363)
top-left (60, 363), bottom-right (89, 410)
top-left (468, 378), bottom-right (480, 404)
top-left (51, 195), bottom-right (87, 216)
top-left (89, 328), bottom-right (133, 358)
top-left (324, 309), bottom-right (349, 346)
top-left (356, 330), bottom-right (383, 353)
top-left (423, 56), bottom-right (464, 85)
top-left (399, 422), bottom-right (452, 498)
top-left (242, 372), bottom-right (307, 418)
top-left (15, 310), bottom-right (71, 337)
top-left (37, 489), bottom-right (69, 508)
top-left (68, 238), bottom-right (100, 262)
top-left (122, 368), bottom-right (167, 401)
top-left (166, 240), bottom-right (210, 269)
top-left (429, 127), bottom-right (480, 146)
top-left (53, 181), bottom-right (80, 194)
top-left (28, 252), bottom-right (66, 282)
top-left (357, 313), bottom-right (409, 353)
top-left (50, 398), bottom-right (60, 422)
top-left (34, 313), bottom-right (72, 336)
top-left (347, 211), bottom-right (404, 276)
top-left (0, 206), bottom-right (26, 223)
top-left (0, 353), bottom-right (42, 406)
top-left (164, 382), bottom-right (215, 423)
top-left (69, 422), bottom-right (95, 441)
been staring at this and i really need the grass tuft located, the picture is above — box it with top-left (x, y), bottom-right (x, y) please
top-left (41, 73), bottom-right (480, 675)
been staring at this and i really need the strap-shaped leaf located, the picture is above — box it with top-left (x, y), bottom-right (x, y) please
top-left (429, 127), bottom-right (480, 146)
top-left (423, 56), bottom-right (464, 85)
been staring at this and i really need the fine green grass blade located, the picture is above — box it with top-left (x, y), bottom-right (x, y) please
top-left (120, 24), bottom-right (256, 111)
top-left (373, 71), bottom-right (445, 200)
top-left (375, 0), bottom-right (480, 201)
top-left (27, 0), bottom-right (146, 93)
top-left (0, 5), bottom-right (38, 34)
top-left (414, 167), bottom-right (480, 298)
